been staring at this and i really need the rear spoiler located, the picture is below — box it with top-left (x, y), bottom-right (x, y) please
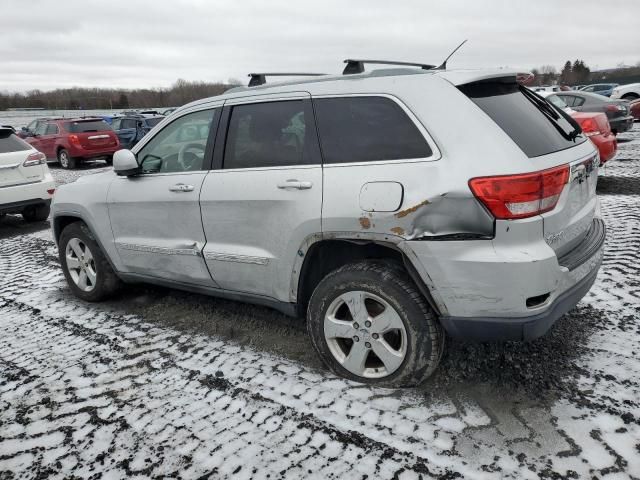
top-left (435, 69), bottom-right (528, 87)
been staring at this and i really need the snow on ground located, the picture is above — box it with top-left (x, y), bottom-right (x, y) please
top-left (0, 125), bottom-right (639, 479)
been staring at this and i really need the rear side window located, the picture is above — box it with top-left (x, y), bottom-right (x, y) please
top-left (45, 124), bottom-right (59, 135)
top-left (224, 100), bottom-right (310, 169)
top-left (313, 96), bottom-right (431, 164)
top-left (459, 80), bottom-right (586, 158)
top-left (0, 130), bottom-right (31, 153)
top-left (65, 120), bottom-right (112, 133)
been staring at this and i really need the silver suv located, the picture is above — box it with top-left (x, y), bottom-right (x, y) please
top-left (52, 65), bottom-right (605, 386)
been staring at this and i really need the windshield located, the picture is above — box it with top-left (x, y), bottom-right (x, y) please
top-left (459, 79), bottom-right (585, 158)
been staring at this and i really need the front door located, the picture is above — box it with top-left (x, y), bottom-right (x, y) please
top-left (200, 94), bottom-right (323, 302)
top-left (107, 106), bottom-right (221, 286)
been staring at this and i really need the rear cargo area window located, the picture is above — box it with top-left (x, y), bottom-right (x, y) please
top-left (459, 80), bottom-right (586, 158)
top-left (65, 120), bottom-right (111, 133)
top-left (0, 131), bottom-right (31, 153)
top-left (313, 96), bottom-right (431, 164)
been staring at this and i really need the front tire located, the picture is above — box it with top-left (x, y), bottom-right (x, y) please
top-left (22, 203), bottom-right (50, 222)
top-left (58, 222), bottom-right (121, 301)
top-left (58, 149), bottom-right (77, 169)
top-left (307, 261), bottom-right (444, 387)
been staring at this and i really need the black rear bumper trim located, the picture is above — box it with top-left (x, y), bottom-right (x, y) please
top-left (557, 218), bottom-right (606, 271)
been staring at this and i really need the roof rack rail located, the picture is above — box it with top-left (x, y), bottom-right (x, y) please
top-left (248, 72), bottom-right (328, 87)
top-left (342, 59), bottom-right (436, 75)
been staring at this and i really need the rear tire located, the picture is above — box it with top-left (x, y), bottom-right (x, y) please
top-left (58, 222), bottom-right (121, 301)
top-left (22, 203), bottom-right (50, 222)
top-left (105, 156), bottom-right (113, 166)
top-left (307, 261), bottom-right (444, 387)
top-left (58, 149), bottom-right (77, 169)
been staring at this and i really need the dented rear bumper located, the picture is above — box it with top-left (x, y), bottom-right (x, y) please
top-left (401, 217), bottom-right (605, 341)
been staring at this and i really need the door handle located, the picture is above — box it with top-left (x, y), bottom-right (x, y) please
top-left (277, 180), bottom-right (313, 190)
top-left (169, 183), bottom-right (194, 192)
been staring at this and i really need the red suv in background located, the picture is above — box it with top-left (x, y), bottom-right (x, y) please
top-left (24, 118), bottom-right (120, 169)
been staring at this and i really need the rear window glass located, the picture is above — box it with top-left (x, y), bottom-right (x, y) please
top-left (459, 80), bottom-right (586, 158)
top-left (0, 130), bottom-right (31, 153)
top-left (64, 120), bottom-right (112, 133)
top-left (313, 96), bottom-right (431, 164)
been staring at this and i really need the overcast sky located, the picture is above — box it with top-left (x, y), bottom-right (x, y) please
top-left (1, 0), bottom-right (638, 92)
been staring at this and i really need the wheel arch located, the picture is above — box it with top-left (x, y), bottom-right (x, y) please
top-left (293, 236), bottom-right (442, 318)
top-left (53, 213), bottom-right (120, 275)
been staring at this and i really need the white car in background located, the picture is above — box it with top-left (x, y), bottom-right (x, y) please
top-left (610, 83), bottom-right (640, 101)
top-left (0, 127), bottom-right (55, 222)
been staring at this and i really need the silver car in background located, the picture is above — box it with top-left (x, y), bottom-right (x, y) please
top-left (51, 64), bottom-right (605, 386)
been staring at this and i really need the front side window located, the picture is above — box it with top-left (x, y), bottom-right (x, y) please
top-left (137, 109), bottom-right (216, 173)
top-left (223, 100), bottom-right (309, 169)
top-left (313, 96), bottom-right (432, 164)
top-left (34, 122), bottom-right (47, 136)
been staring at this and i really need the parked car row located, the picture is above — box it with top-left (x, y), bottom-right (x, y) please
top-left (15, 109), bottom-right (171, 169)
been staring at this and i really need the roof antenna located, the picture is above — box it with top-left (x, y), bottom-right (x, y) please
top-left (434, 39), bottom-right (468, 70)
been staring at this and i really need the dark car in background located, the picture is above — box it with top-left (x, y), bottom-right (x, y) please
top-left (111, 115), bottom-right (164, 150)
top-left (579, 83), bottom-right (618, 97)
top-left (556, 90), bottom-right (634, 134)
top-left (24, 118), bottom-right (120, 169)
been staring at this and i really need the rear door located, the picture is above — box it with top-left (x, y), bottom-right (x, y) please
top-left (114, 118), bottom-right (137, 149)
top-left (39, 122), bottom-right (59, 158)
top-left (199, 93), bottom-right (323, 301)
top-left (107, 106), bottom-right (221, 286)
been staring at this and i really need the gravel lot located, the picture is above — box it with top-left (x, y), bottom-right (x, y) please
top-left (1, 127), bottom-right (639, 479)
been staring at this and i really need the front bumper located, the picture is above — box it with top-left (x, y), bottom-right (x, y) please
top-left (402, 217), bottom-right (605, 342)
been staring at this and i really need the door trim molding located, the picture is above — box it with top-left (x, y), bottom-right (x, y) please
top-left (116, 242), bottom-right (200, 256)
top-left (203, 251), bottom-right (270, 265)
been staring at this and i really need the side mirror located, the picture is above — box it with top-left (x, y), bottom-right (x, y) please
top-left (113, 149), bottom-right (140, 176)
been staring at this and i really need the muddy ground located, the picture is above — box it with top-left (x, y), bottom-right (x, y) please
top-left (1, 125), bottom-right (639, 479)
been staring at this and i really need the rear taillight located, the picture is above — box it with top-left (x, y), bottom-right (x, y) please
top-left (577, 118), bottom-right (601, 137)
top-left (23, 151), bottom-right (46, 167)
top-left (69, 134), bottom-right (81, 146)
top-left (606, 104), bottom-right (625, 113)
top-left (47, 188), bottom-right (55, 195)
top-left (469, 165), bottom-right (570, 220)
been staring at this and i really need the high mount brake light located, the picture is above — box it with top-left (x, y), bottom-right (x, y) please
top-left (23, 151), bottom-right (46, 167)
top-left (469, 165), bottom-right (570, 220)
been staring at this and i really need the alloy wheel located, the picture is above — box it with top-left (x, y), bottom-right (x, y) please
top-left (324, 291), bottom-right (407, 379)
top-left (65, 238), bottom-right (97, 292)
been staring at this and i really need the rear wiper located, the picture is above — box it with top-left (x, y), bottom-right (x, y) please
top-left (520, 86), bottom-right (580, 141)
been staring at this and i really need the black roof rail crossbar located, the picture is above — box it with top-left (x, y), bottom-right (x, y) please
top-left (248, 72), bottom-right (328, 87)
top-left (343, 59), bottom-right (436, 75)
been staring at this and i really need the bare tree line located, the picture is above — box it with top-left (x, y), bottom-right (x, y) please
top-left (0, 78), bottom-right (241, 111)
